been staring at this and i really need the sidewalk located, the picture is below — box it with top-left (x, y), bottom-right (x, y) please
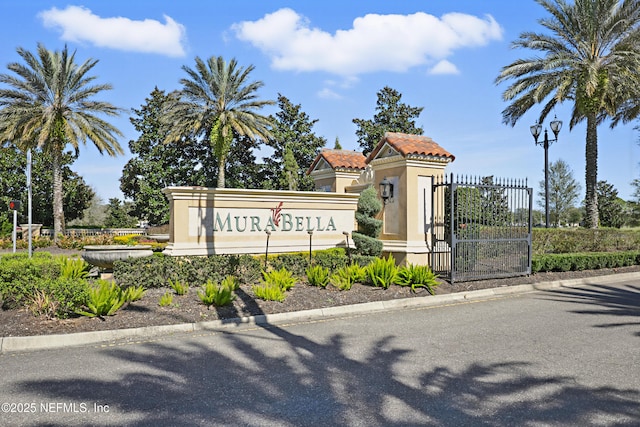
top-left (2, 271), bottom-right (639, 354)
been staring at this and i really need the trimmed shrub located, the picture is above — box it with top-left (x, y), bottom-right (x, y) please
top-left (353, 186), bottom-right (384, 256)
top-left (352, 232), bottom-right (383, 257)
top-left (531, 251), bottom-right (640, 272)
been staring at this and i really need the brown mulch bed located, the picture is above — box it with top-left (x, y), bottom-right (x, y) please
top-left (2, 246), bottom-right (639, 338)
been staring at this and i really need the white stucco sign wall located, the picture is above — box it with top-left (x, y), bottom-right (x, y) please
top-left (163, 187), bottom-right (359, 256)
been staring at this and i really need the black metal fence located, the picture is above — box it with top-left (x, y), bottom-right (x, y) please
top-left (431, 174), bottom-right (532, 282)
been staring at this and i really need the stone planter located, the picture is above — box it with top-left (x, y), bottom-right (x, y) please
top-left (147, 234), bottom-right (170, 243)
top-left (81, 245), bottom-right (153, 269)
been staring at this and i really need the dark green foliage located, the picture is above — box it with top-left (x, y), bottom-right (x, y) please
top-left (267, 253), bottom-right (309, 277)
top-left (357, 186), bottom-right (383, 219)
top-left (0, 253), bottom-right (60, 308)
top-left (532, 251), bottom-right (640, 273)
top-left (597, 181), bottom-right (625, 228)
top-left (352, 232), bottom-right (383, 257)
top-left (355, 213), bottom-right (382, 238)
top-left (532, 228), bottom-right (640, 254)
top-left (104, 198), bottom-right (138, 228)
top-left (0, 144), bottom-right (94, 228)
top-left (537, 160), bottom-right (581, 227)
top-left (353, 86), bottom-right (424, 155)
top-left (264, 94), bottom-right (326, 191)
top-left (113, 253), bottom-right (262, 288)
top-left (353, 186), bottom-right (384, 256)
top-left (32, 277), bottom-right (89, 318)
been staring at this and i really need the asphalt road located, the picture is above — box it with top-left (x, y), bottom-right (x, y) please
top-left (1, 280), bottom-right (639, 426)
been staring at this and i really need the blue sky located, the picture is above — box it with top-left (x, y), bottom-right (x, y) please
top-left (1, 0), bottom-right (639, 204)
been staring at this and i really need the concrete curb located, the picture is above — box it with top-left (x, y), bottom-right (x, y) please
top-left (2, 271), bottom-right (638, 353)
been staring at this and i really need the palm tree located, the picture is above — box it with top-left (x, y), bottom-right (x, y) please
top-left (496, 0), bottom-right (640, 228)
top-left (163, 56), bottom-right (273, 188)
top-left (0, 43), bottom-right (123, 241)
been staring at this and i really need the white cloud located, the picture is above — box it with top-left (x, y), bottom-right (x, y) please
top-left (39, 5), bottom-right (187, 57)
top-left (429, 60), bottom-right (460, 75)
top-left (317, 87), bottom-right (342, 99)
top-left (232, 8), bottom-right (502, 76)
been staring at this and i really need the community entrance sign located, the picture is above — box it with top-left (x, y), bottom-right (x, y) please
top-left (163, 187), bottom-right (358, 256)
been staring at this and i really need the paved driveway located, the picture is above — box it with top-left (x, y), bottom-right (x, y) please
top-left (1, 280), bottom-right (639, 426)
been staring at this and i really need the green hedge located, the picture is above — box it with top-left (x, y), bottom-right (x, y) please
top-left (532, 251), bottom-right (640, 273)
top-left (533, 228), bottom-right (640, 254)
top-left (113, 248), bottom-right (376, 289)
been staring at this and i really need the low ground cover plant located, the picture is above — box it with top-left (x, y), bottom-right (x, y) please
top-left (252, 266), bottom-right (296, 302)
top-left (364, 255), bottom-right (398, 289)
top-left (76, 280), bottom-right (127, 318)
top-left (396, 264), bottom-right (439, 294)
top-left (198, 276), bottom-right (238, 308)
top-left (306, 265), bottom-right (330, 288)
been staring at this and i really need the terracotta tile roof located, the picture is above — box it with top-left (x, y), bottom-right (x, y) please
top-left (366, 132), bottom-right (455, 163)
top-left (307, 149), bottom-right (367, 174)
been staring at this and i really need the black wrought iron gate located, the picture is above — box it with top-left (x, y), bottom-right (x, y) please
top-left (430, 174), bottom-right (533, 282)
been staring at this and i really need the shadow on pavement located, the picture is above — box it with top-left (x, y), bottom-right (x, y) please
top-left (12, 319), bottom-right (640, 426)
top-left (541, 283), bottom-right (640, 337)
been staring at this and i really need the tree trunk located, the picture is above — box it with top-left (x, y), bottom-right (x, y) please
top-left (217, 154), bottom-right (226, 188)
top-left (51, 149), bottom-right (66, 242)
top-left (584, 114), bottom-right (599, 228)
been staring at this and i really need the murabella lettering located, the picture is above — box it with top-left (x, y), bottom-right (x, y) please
top-left (214, 213), bottom-right (336, 232)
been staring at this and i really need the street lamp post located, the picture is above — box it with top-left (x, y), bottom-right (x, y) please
top-left (530, 116), bottom-right (562, 228)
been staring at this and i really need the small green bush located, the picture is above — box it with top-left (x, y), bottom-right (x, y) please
top-left (77, 280), bottom-right (126, 318)
top-left (396, 264), bottom-right (439, 294)
top-left (364, 255), bottom-right (398, 289)
top-left (0, 252), bottom-right (61, 308)
top-left (531, 251), bottom-right (640, 272)
top-left (352, 232), bottom-right (383, 257)
top-left (306, 265), bottom-right (330, 288)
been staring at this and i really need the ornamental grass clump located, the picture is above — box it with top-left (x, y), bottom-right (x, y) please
top-left (396, 264), bottom-right (439, 294)
top-left (198, 278), bottom-right (237, 308)
top-left (364, 255), bottom-right (398, 289)
top-left (306, 265), bottom-right (330, 288)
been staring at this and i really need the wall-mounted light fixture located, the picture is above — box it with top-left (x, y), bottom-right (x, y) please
top-left (379, 177), bottom-right (394, 205)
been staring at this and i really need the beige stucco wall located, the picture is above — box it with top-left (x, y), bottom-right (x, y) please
top-left (162, 187), bottom-right (359, 256)
top-left (367, 155), bottom-right (449, 265)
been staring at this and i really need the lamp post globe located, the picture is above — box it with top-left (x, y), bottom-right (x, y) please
top-left (531, 116), bottom-right (562, 228)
